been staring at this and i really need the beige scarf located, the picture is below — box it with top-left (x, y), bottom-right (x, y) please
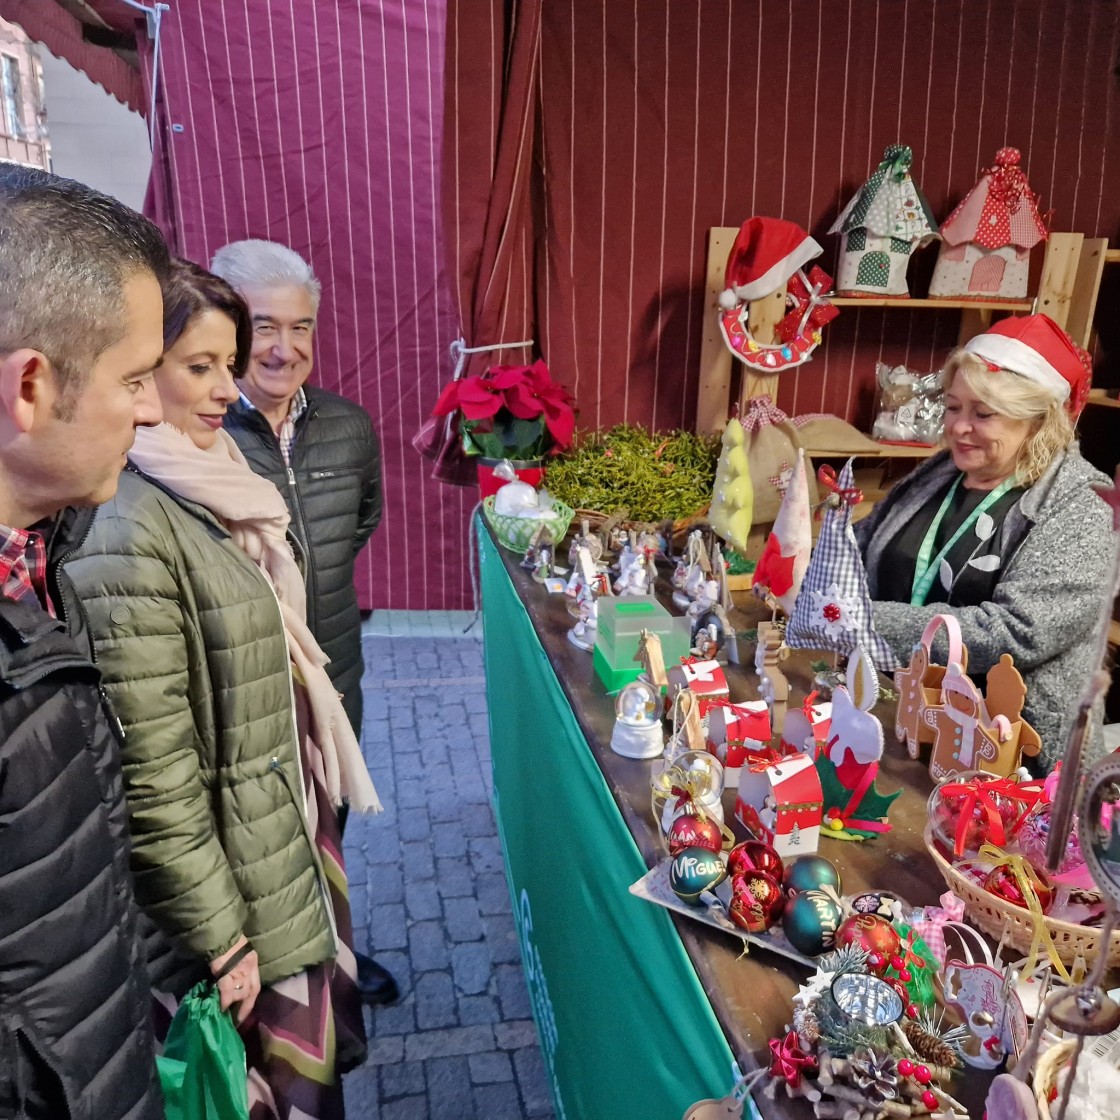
top-left (129, 422), bottom-right (382, 813)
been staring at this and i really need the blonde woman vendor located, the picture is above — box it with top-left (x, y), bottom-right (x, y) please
top-left (854, 315), bottom-right (1114, 773)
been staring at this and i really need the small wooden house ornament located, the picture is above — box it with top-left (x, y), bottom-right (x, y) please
top-left (829, 144), bottom-right (938, 297)
top-left (929, 147), bottom-right (1048, 300)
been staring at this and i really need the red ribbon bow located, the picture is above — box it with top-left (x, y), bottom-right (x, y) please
top-left (748, 748), bottom-right (784, 773)
top-left (767, 1030), bottom-right (817, 1088)
top-left (817, 464), bottom-right (863, 507)
top-left (939, 776), bottom-right (1046, 858)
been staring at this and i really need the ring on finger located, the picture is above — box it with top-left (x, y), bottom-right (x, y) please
top-left (234, 983), bottom-right (244, 991)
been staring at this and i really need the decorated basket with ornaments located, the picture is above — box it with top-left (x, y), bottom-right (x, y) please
top-left (924, 827), bottom-right (1120, 970)
top-left (923, 767), bottom-right (1120, 970)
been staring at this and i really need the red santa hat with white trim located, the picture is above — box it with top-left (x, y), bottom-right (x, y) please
top-left (718, 217), bottom-right (823, 311)
top-left (962, 313), bottom-right (1093, 416)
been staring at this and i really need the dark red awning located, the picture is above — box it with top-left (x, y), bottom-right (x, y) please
top-left (0, 0), bottom-right (145, 112)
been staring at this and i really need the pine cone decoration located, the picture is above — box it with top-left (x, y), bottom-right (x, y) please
top-left (848, 1047), bottom-right (899, 1104)
top-left (903, 1018), bottom-right (964, 1069)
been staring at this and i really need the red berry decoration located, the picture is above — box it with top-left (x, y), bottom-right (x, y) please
top-left (898, 1059), bottom-right (915, 1077)
top-left (906, 1003), bottom-right (919, 1019)
top-left (889, 954), bottom-right (905, 971)
top-left (727, 840), bottom-right (784, 881)
top-left (867, 951), bottom-right (884, 970)
top-left (668, 813), bottom-right (724, 857)
top-left (899, 967), bottom-right (912, 982)
top-left (914, 1066), bottom-right (932, 1085)
top-left (833, 914), bottom-right (901, 974)
top-left (921, 1090), bottom-right (938, 1109)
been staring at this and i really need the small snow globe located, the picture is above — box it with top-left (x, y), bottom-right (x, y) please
top-left (609, 679), bottom-right (664, 760)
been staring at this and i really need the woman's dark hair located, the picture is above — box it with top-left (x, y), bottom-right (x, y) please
top-left (162, 258), bottom-right (252, 375)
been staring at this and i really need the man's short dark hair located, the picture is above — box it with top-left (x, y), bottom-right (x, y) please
top-left (0, 163), bottom-right (170, 417)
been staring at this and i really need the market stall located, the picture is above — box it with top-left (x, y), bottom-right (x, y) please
top-left (480, 520), bottom-right (1009, 1120)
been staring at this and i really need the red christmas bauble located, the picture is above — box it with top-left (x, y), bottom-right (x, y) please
top-left (727, 840), bottom-right (784, 881)
top-left (982, 864), bottom-right (1054, 913)
top-left (728, 870), bottom-right (785, 933)
top-left (668, 813), bottom-right (724, 857)
top-left (833, 914), bottom-right (901, 973)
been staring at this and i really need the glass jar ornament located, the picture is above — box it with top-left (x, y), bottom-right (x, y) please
top-left (651, 750), bottom-right (725, 834)
top-left (927, 770), bottom-right (1043, 860)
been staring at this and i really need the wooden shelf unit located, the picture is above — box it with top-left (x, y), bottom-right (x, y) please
top-left (828, 296), bottom-right (1032, 310)
top-left (696, 228), bottom-right (1108, 435)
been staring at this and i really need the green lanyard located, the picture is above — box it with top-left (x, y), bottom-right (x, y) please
top-left (910, 474), bottom-right (1015, 606)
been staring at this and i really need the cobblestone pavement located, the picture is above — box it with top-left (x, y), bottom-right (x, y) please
top-left (342, 622), bottom-right (555, 1119)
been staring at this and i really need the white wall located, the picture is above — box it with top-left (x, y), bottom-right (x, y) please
top-left (37, 46), bottom-right (150, 211)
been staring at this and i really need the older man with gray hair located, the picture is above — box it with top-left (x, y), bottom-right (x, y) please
top-left (211, 238), bottom-right (396, 1005)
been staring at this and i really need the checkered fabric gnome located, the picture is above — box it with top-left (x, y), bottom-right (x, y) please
top-left (786, 458), bottom-right (897, 672)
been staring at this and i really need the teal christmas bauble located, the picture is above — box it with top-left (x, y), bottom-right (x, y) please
top-left (783, 855), bottom-right (841, 899)
top-left (782, 888), bottom-right (843, 956)
top-left (669, 847), bottom-right (728, 904)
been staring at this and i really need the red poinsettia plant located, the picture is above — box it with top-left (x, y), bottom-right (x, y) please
top-left (432, 359), bottom-right (576, 461)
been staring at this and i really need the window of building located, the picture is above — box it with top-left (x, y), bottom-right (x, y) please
top-left (2, 55), bottom-right (26, 139)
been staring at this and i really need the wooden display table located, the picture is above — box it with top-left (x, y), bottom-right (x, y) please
top-left (479, 521), bottom-right (998, 1120)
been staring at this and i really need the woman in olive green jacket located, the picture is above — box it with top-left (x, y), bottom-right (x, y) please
top-left (68, 261), bottom-right (374, 1119)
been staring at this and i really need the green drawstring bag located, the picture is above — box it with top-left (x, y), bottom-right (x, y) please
top-left (157, 981), bottom-right (250, 1120)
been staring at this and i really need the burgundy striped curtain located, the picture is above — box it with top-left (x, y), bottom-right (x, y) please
top-left (445, 0), bottom-right (1120, 436)
top-left (135, 0), bottom-right (472, 610)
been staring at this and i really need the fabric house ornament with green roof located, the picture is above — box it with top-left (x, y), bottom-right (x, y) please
top-left (829, 144), bottom-right (939, 297)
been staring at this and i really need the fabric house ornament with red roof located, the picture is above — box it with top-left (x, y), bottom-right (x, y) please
top-left (929, 147), bottom-right (1048, 301)
top-left (718, 216), bottom-right (837, 373)
top-left (786, 459), bottom-right (898, 673)
top-left (829, 144), bottom-right (938, 297)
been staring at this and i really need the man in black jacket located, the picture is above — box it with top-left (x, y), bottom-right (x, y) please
top-left (0, 167), bottom-right (167, 1119)
top-left (210, 239), bottom-right (398, 1006)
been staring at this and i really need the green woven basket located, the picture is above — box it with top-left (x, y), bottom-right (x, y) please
top-left (482, 496), bottom-right (575, 553)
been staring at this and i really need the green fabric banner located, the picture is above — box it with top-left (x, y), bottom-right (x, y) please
top-left (479, 526), bottom-right (749, 1120)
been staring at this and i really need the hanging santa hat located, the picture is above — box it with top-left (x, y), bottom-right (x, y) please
top-left (719, 217), bottom-right (823, 310)
top-left (962, 313), bottom-right (1093, 416)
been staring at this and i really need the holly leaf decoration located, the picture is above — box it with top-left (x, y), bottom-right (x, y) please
top-left (815, 755), bottom-right (902, 840)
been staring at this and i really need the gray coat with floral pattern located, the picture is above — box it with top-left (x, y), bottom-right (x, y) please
top-left (854, 447), bottom-right (1115, 772)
